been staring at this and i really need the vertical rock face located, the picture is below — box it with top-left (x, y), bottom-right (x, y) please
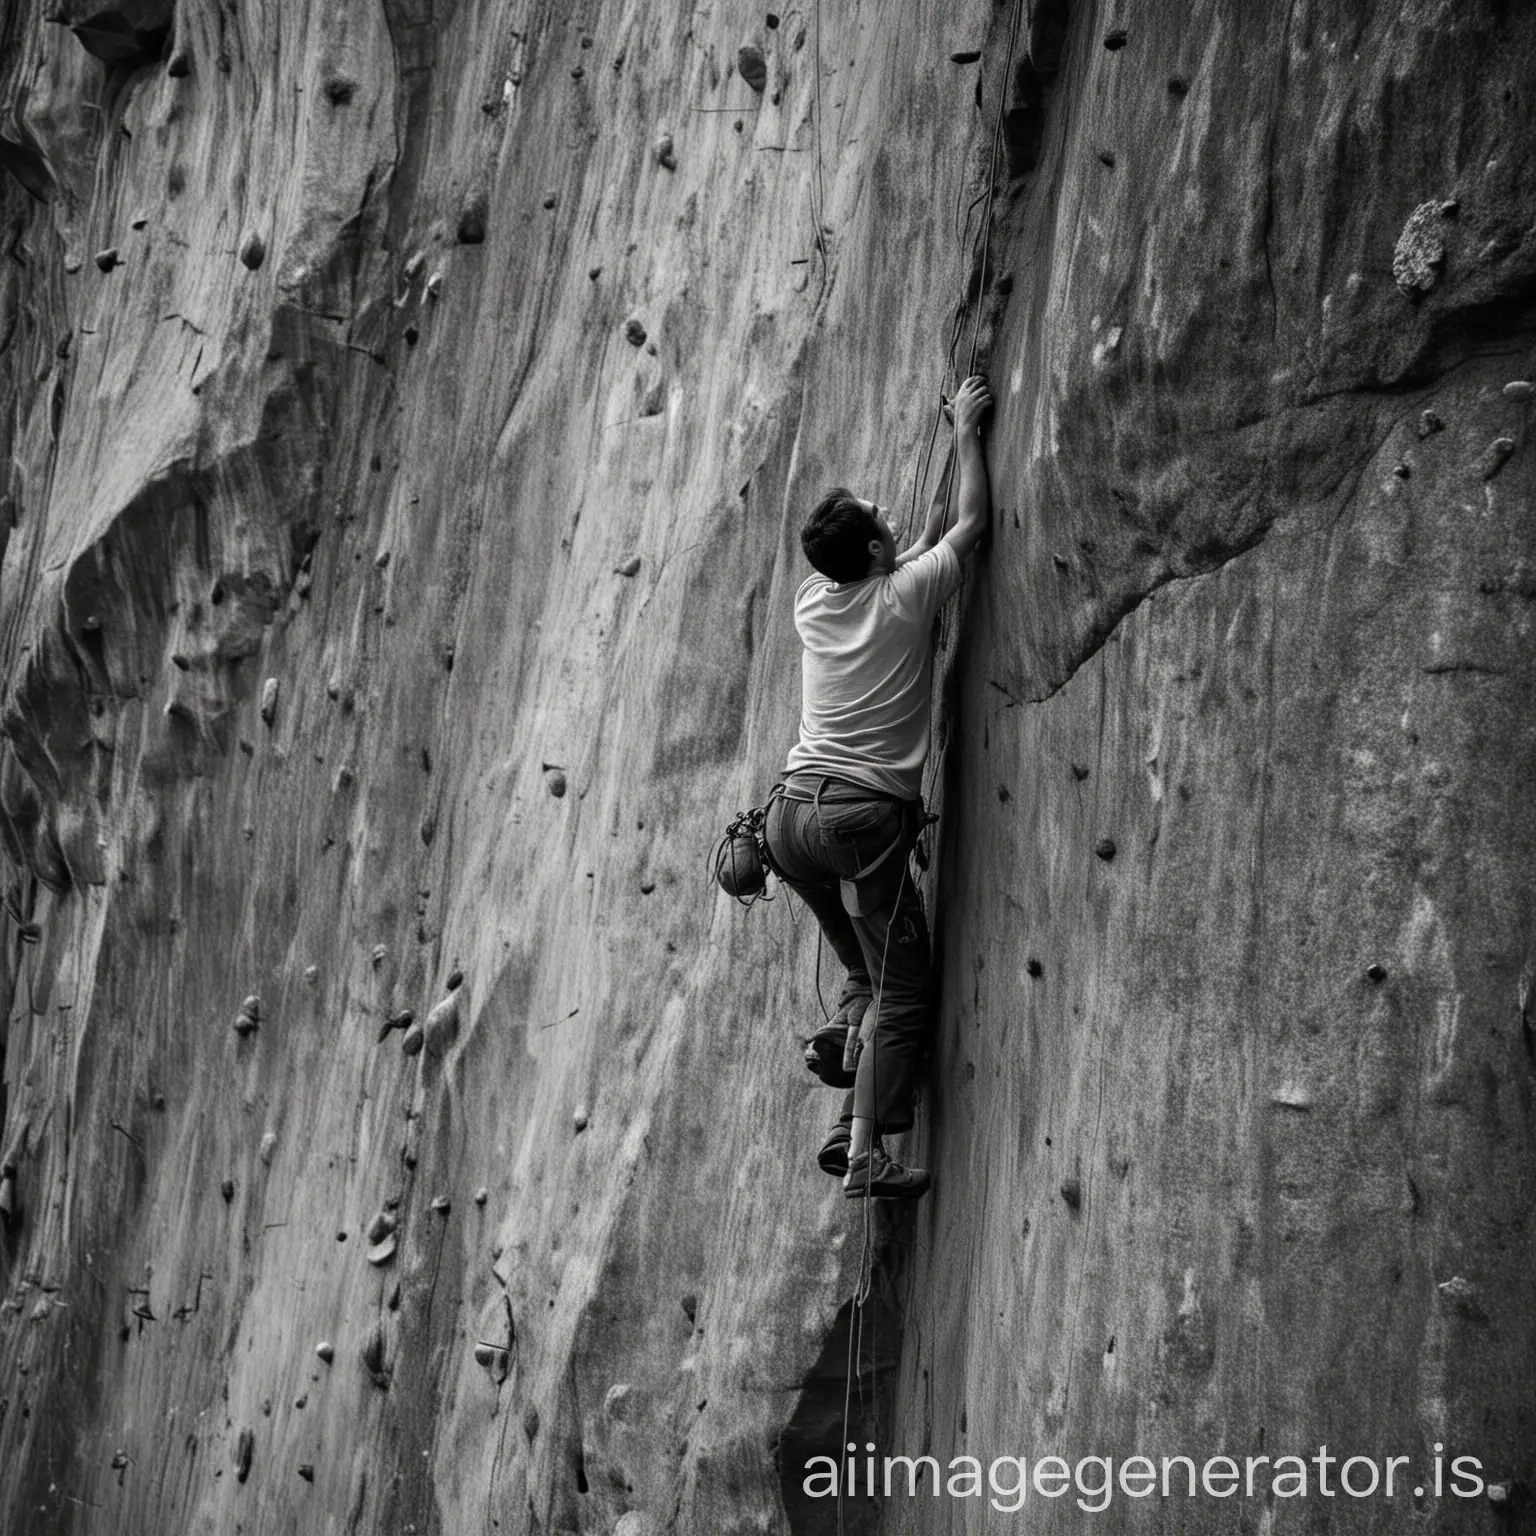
top-left (0, 2), bottom-right (1532, 1533)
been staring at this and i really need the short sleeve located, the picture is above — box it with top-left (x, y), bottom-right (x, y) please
top-left (891, 542), bottom-right (963, 621)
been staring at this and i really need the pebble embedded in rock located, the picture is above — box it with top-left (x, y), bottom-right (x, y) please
top-left (259, 677), bottom-right (279, 725)
top-left (260, 1131), bottom-right (278, 1165)
top-left (1480, 437), bottom-right (1516, 480)
top-left (655, 133), bottom-right (676, 170)
top-left (378, 1008), bottom-right (413, 1043)
top-left (372, 943), bottom-right (388, 967)
top-left (545, 767), bottom-right (567, 797)
top-left (401, 1023), bottom-right (425, 1056)
top-left (240, 234), bottom-right (266, 271)
top-left (624, 317), bottom-right (648, 347)
top-left (1417, 408), bottom-right (1444, 438)
top-left (447, 969), bottom-right (464, 990)
top-left (574, 1106), bottom-right (589, 1132)
top-left (474, 1187), bottom-right (488, 1205)
top-left (233, 1013), bottom-right (258, 1037)
top-left (738, 44), bottom-right (768, 93)
top-left (367, 1211), bottom-right (398, 1244)
top-left (1502, 380), bottom-right (1533, 402)
top-left (316, 1341), bottom-right (334, 1363)
top-left (362, 1323), bottom-right (391, 1387)
top-left (426, 991), bottom-right (460, 1044)
top-left (1094, 837), bottom-right (1117, 861)
top-left (1392, 201), bottom-right (1447, 293)
top-left (431, 1195), bottom-right (451, 1213)
top-left (615, 555), bottom-right (642, 577)
top-left (95, 248), bottom-right (120, 272)
top-left (367, 1232), bottom-right (398, 1266)
top-left (426, 271), bottom-right (443, 298)
top-left (542, 192), bottom-right (558, 209)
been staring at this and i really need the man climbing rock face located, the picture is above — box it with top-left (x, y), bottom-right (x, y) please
top-left (765, 374), bottom-right (993, 1200)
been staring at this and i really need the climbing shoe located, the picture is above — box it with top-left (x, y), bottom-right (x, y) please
top-left (816, 1124), bottom-right (851, 1177)
top-left (843, 1147), bottom-right (930, 1201)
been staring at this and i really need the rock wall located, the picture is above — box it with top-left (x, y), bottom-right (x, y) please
top-left (1, 1), bottom-right (1532, 1533)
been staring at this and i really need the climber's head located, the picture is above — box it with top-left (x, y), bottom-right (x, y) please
top-left (801, 490), bottom-right (895, 582)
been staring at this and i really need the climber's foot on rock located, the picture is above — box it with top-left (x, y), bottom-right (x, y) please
top-left (817, 1123), bottom-right (851, 1177)
top-left (843, 1146), bottom-right (929, 1201)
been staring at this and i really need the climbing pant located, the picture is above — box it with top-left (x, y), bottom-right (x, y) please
top-left (764, 772), bottom-right (933, 1135)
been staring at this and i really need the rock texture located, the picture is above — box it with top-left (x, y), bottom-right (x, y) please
top-left (1, 2), bottom-right (1533, 1533)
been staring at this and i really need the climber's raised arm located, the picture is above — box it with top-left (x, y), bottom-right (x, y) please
top-left (939, 373), bottom-right (993, 564)
top-left (896, 435), bottom-right (955, 567)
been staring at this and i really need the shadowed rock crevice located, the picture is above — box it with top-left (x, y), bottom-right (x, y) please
top-left (776, 1280), bottom-right (902, 1536)
top-left (61, 1), bottom-right (175, 67)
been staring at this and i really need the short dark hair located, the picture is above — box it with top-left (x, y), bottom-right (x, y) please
top-left (800, 488), bottom-right (880, 581)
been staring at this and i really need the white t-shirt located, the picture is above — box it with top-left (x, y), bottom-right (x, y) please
top-left (784, 542), bottom-right (963, 800)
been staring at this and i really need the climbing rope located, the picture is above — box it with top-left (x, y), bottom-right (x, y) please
top-left (916, 0), bottom-right (1021, 830)
top-left (834, 4), bottom-right (1023, 1524)
top-left (836, 845), bottom-right (910, 1535)
top-left (811, 0), bottom-right (831, 284)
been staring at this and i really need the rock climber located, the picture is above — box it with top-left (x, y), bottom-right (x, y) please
top-left (764, 373), bottom-right (993, 1200)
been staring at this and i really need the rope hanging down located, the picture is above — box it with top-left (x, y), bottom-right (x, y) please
top-left (834, 1), bottom-right (1023, 1529)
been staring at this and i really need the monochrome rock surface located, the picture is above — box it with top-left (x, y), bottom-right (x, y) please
top-left (1, 2), bottom-right (1532, 1532)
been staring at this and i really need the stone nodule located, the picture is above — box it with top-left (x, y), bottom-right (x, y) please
top-left (367, 1233), bottom-right (398, 1266)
